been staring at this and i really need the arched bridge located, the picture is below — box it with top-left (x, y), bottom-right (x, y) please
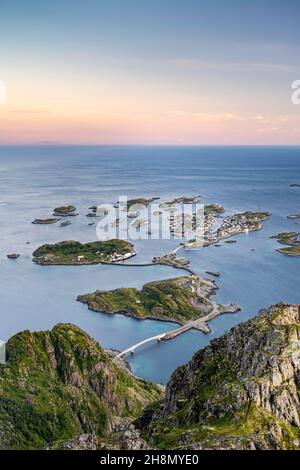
top-left (116, 318), bottom-right (211, 358)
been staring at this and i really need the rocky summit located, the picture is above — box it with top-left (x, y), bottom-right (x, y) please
top-left (0, 324), bottom-right (161, 450)
top-left (137, 303), bottom-right (300, 450)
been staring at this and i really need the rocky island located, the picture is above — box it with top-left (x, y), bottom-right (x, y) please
top-left (126, 197), bottom-right (160, 210)
top-left (77, 275), bottom-right (240, 328)
top-left (60, 221), bottom-right (72, 227)
top-left (6, 253), bottom-right (20, 260)
top-left (53, 205), bottom-right (78, 217)
top-left (32, 218), bottom-right (60, 225)
top-left (204, 203), bottom-right (225, 214)
top-left (159, 196), bottom-right (201, 208)
top-left (271, 232), bottom-right (300, 256)
top-left (32, 239), bottom-right (136, 265)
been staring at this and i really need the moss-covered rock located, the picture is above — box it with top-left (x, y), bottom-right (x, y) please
top-left (0, 324), bottom-right (162, 449)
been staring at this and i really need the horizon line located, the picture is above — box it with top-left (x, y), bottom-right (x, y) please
top-left (0, 143), bottom-right (300, 148)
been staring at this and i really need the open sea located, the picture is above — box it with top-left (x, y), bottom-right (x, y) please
top-left (0, 145), bottom-right (299, 383)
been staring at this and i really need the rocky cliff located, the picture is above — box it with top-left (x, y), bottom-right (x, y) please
top-left (137, 303), bottom-right (300, 450)
top-left (0, 324), bottom-right (161, 449)
top-left (1, 304), bottom-right (300, 451)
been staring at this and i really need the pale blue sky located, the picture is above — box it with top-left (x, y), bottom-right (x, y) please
top-left (0, 0), bottom-right (299, 144)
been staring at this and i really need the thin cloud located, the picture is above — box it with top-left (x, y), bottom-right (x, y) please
top-left (193, 112), bottom-right (245, 122)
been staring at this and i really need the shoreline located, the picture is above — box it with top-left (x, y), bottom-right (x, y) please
top-left (78, 275), bottom-right (240, 337)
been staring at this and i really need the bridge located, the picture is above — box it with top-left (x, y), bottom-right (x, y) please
top-left (116, 320), bottom-right (211, 358)
top-left (116, 301), bottom-right (240, 359)
top-left (116, 332), bottom-right (168, 358)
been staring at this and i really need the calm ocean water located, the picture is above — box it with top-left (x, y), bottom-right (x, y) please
top-left (0, 145), bottom-right (299, 383)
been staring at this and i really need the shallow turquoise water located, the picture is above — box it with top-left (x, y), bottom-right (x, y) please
top-left (0, 145), bottom-right (299, 383)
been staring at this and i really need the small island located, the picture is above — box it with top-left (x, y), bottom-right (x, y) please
top-left (77, 275), bottom-right (240, 328)
top-left (32, 218), bottom-right (60, 225)
top-left (159, 196), bottom-right (201, 208)
top-left (271, 232), bottom-right (300, 256)
top-left (53, 205), bottom-right (78, 217)
top-left (7, 253), bottom-right (20, 260)
top-left (86, 207), bottom-right (109, 217)
top-left (32, 239), bottom-right (136, 265)
top-left (126, 197), bottom-right (160, 210)
top-left (60, 221), bottom-right (72, 227)
top-left (204, 203), bottom-right (225, 214)
top-left (278, 246), bottom-right (300, 256)
top-left (205, 271), bottom-right (221, 277)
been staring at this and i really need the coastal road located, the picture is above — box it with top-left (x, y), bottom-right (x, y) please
top-left (116, 313), bottom-right (214, 359)
top-left (116, 300), bottom-right (239, 358)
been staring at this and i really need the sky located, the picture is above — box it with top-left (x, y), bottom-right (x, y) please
top-left (0, 0), bottom-right (299, 145)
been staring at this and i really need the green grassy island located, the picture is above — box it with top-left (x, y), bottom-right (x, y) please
top-left (159, 196), bottom-right (201, 207)
top-left (78, 276), bottom-right (217, 324)
top-left (52, 206), bottom-right (78, 217)
top-left (271, 232), bottom-right (300, 256)
top-left (53, 205), bottom-right (76, 215)
top-left (204, 203), bottom-right (225, 214)
top-left (33, 239), bottom-right (135, 265)
top-left (277, 246), bottom-right (300, 256)
top-left (126, 197), bottom-right (159, 210)
top-left (32, 218), bottom-right (60, 225)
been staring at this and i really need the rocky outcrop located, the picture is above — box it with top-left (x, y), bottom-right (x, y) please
top-left (32, 218), bottom-right (60, 225)
top-left (46, 424), bottom-right (150, 450)
top-left (137, 303), bottom-right (300, 450)
top-left (53, 205), bottom-right (78, 217)
top-left (0, 324), bottom-right (162, 449)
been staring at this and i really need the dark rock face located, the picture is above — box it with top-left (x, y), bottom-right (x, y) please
top-left (138, 304), bottom-right (300, 450)
top-left (0, 324), bottom-right (161, 449)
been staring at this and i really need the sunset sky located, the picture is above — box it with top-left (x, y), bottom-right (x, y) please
top-left (0, 0), bottom-right (299, 145)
